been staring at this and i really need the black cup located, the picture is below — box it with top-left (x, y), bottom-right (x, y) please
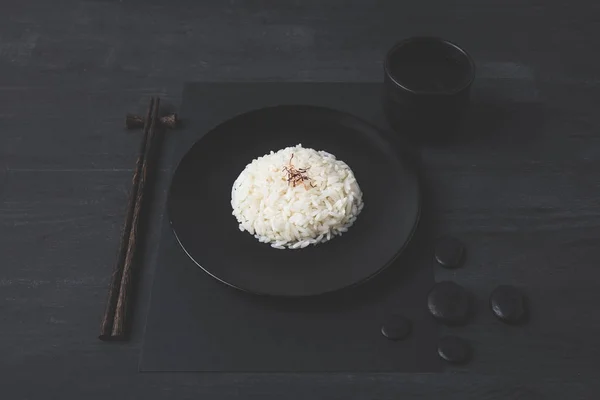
top-left (383, 37), bottom-right (475, 144)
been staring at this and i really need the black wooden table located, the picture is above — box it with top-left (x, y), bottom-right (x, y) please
top-left (1, 1), bottom-right (599, 398)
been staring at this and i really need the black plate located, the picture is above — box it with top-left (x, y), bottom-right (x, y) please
top-left (168, 105), bottom-right (420, 297)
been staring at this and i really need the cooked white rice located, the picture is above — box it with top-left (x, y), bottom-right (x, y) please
top-left (231, 144), bottom-right (364, 249)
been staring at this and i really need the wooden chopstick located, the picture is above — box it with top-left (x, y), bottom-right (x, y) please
top-left (110, 97), bottom-right (162, 339)
top-left (99, 97), bottom-right (160, 341)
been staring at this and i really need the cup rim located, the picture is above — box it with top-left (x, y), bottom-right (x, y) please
top-left (384, 36), bottom-right (476, 96)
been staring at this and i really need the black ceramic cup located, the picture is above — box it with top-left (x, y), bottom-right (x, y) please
top-left (383, 37), bottom-right (475, 144)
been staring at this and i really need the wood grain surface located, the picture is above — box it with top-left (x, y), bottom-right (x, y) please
top-left (1, 0), bottom-right (599, 398)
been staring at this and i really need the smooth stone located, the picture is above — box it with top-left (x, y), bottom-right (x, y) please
top-left (438, 335), bottom-right (471, 364)
top-left (381, 315), bottom-right (412, 341)
top-left (490, 285), bottom-right (527, 324)
top-left (427, 281), bottom-right (471, 325)
top-left (434, 236), bottom-right (465, 268)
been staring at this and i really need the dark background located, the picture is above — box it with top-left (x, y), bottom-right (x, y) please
top-left (1, 0), bottom-right (599, 398)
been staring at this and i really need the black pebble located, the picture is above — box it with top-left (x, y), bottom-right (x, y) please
top-left (438, 335), bottom-right (471, 364)
top-left (490, 285), bottom-right (527, 324)
top-left (434, 236), bottom-right (465, 268)
top-left (427, 281), bottom-right (471, 325)
top-left (381, 315), bottom-right (412, 341)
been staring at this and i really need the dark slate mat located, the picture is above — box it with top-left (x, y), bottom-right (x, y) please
top-left (139, 83), bottom-right (440, 372)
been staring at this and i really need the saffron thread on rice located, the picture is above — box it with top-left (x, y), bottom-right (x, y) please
top-left (282, 153), bottom-right (316, 189)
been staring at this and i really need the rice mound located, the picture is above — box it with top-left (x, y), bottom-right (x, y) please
top-left (231, 144), bottom-right (364, 249)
